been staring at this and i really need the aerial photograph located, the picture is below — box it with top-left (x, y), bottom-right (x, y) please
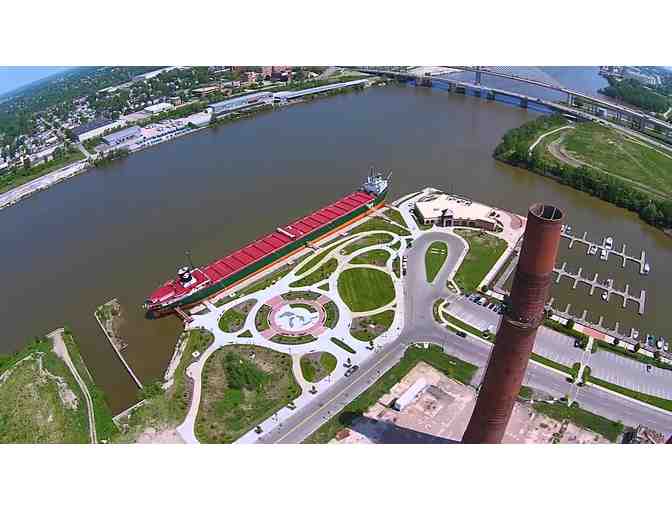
top-left (5, 2), bottom-right (672, 507)
top-left (3, 61), bottom-right (671, 448)
top-left (0, 2), bottom-right (672, 454)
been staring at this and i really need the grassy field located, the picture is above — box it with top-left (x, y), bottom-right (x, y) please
top-left (351, 310), bottom-right (395, 342)
top-left (300, 352), bottom-right (337, 382)
top-left (350, 249), bottom-right (391, 266)
top-left (382, 208), bottom-right (408, 228)
top-left (453, 229), bottom-right (507, 293)
top-left (114, 328), bottom-right (214, 442)
top-left (349, 217), bottom-right (410, 237)
top-left (342, 233), bottom-right (393, 255)
top-left (533, 402), bottom-right (623, 442)
top-left (305, 345), bottom-right (477, 443)
top-left (296, 238), bottom-right (350, 276)
top-left (0, 337), bottom-right (90, 443)
top-left (290, 258), bottom-right (338, 287)
top-left (425, 241), bottom-right (448, 283)
top-left (195, 345), bottom-right (301, 443)
top-left (540, 122), bottom-right (672, 198)
top-left (337, 268), bottom-right (395, 312)
top-left (218, 299), bottom-right (256, 333)
top-left (61, 330), bottom-right (116, 441)
top-left (0, 148), bottom-right (86, 195)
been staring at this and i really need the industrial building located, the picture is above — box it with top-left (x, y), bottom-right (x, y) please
top-left (208, 92), bottom-right (273, 116)
top-left (72, 118), bottom-right (127, 142)
top-left (103, 126), bottom-right (141, 146)
top-left (272, 79), bottom-right (369, 102)
top-left (144, 102), bottom-right (175, 115)
top-left (413, 192), bottom-right (502, 231)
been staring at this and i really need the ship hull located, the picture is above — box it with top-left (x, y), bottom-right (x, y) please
top-left (147, 191), bottom-right (387, 316)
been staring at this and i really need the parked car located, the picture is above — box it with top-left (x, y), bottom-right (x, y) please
top-left (345, 365), bottom-right (359, 377)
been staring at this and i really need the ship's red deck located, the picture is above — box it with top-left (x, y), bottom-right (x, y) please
top-left (148, 191), bottom-right (376, 304)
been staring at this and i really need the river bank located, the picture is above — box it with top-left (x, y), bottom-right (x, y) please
top-left (493, 114), bottom-right (672, 233)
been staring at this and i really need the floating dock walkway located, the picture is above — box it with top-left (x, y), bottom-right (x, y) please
top-left (553, 262), bottom-right (646, 314)
top-left (561, 229), bottom-right (648, 274)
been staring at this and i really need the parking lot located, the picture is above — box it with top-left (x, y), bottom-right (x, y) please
top-left (590, 350), bottom-right (672, 399)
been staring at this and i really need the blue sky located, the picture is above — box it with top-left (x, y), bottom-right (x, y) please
top-left (0, 66), bottom-right (70, 96)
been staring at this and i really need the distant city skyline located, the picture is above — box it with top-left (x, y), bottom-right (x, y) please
top-left (0, 67), bottom-right (70, 96)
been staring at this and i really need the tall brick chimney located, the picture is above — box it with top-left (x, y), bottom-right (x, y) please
top-left (462, 203), bottom-right (564, 444)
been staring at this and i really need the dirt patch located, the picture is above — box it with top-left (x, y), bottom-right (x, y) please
top-left (135, 426), bottom-right (185, 444)
top-left (331, 362), bottom-right (610, 444)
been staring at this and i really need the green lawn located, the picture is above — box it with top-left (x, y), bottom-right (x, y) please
top-left (337, 268), bottom-right (395, 312)
top-left (453, 229), bottom-right (507, 293)
top-left (351, 310), bottom-right (395, 342)
top-left (219, 308), bottom-right (246, 333)
top-left (323, 301), bottom-right (339, 328)
top-left (0, 148), bottom-right (86, 195)
top-left (300, 352), bottom-right (337, 382)
top-left (290, 258), bottom-right (338, 287)
top-left (382, 207), bottom-right (408, 228)
top-left (296, 238), bottom-right (350, 276)
top-left (349, 217), bottom-right (410, 237)
top-left (350, 249), bottom-right (391, 266)
top-left (533, 402), bottom-right (623, 442)
top-left (342, 233), bottom-right (393, 255)
top-left (270, 334), bottom-right (316, 345)
top-left (425, 241), bottom-right (448, 283)
top-left (549, 122), bottom-right (672, 198)
top-left (305, 345), bottom-right (477, 443)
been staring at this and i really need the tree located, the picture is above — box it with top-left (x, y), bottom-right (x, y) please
top-left (633, 343), bottom-right (641, 353)
top-left (22, 157), bottom-right (31, 171)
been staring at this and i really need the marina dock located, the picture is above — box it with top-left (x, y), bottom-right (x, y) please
top-left (561, 229), bottom-right (648, 274)
top-left (553, 262), bottom-right (646, 314)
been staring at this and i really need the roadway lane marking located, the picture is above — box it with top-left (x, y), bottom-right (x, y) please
top-left (270, 345), bottom-right (402, 443)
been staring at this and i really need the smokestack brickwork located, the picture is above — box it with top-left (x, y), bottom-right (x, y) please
top-left (462, 204), bottom-right (564, 444)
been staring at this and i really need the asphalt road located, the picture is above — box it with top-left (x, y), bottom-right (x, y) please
top-left (259, 231), bottom-right (672, 443)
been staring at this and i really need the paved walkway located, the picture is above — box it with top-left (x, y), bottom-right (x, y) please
top-left (176, 226), bottom-right (408, 443)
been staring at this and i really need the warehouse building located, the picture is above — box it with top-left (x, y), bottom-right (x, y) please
top-left (72, 118), bottom-right (127, 142)
top-left (144, 102), bottom-right (175, 115)
top-left (102, 126), bottom-right (142, 146)
top-left (272, 79), bottom-right (369, 102)
top-left (208, 92), bottom-right (273, 116)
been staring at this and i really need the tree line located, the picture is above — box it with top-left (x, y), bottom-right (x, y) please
top-left (494, 114), bottom-right (672, 231)
top-left (599, 78), bottom-right (670, 113)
